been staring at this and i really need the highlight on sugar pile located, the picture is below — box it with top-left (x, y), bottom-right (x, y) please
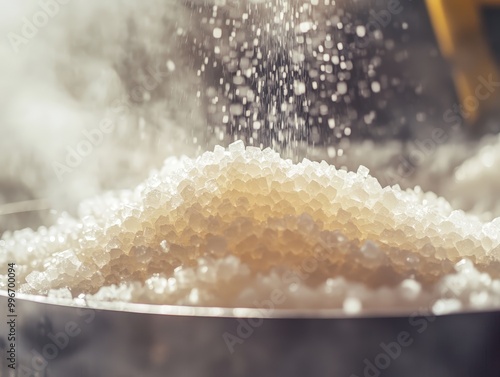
top-left (2, 141), bottom-right (499, 315)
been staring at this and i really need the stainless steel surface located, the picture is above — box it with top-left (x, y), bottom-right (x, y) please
top-left (1, 294), bottom-right (499, 377)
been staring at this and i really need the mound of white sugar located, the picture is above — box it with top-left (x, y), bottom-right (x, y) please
top-left (1, 141), bottom-right (500, 315)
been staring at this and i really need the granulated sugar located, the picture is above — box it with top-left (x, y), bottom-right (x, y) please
top-left (1, 141), bottom-right (500, 315)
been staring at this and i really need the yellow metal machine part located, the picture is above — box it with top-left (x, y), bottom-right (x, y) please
top-left (426, 0), bottom-right (500, 124)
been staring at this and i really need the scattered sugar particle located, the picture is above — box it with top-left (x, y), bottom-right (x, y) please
top-left (213, 27), bottom-right (222, 38)
top-left (343, 297), bottom-right (362, 314)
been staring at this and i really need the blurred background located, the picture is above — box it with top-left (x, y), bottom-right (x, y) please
top-left (0, 0), bottom-right (499, 234)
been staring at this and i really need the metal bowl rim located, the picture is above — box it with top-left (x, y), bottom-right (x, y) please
top-left (2, 290), bottom-right (497, 319)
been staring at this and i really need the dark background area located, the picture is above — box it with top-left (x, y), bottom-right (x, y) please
top-left (191, 0), bottom-right (462, 148)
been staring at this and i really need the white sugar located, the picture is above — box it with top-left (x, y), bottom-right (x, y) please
top-left (1, 142), bottom-right (500, 315)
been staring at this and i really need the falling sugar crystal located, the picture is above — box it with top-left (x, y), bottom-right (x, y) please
top-left (1, 142), bottom-right (500, 315)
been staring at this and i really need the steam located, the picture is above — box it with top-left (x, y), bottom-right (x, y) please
top-left (0, 0), bottom-right (202, 232)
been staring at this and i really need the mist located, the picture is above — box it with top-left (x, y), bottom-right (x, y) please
top-left (0, 0), bottom-right (204, 233)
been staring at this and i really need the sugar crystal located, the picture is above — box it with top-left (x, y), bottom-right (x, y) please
top-left (1, 144), bottom-right (500, 315)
